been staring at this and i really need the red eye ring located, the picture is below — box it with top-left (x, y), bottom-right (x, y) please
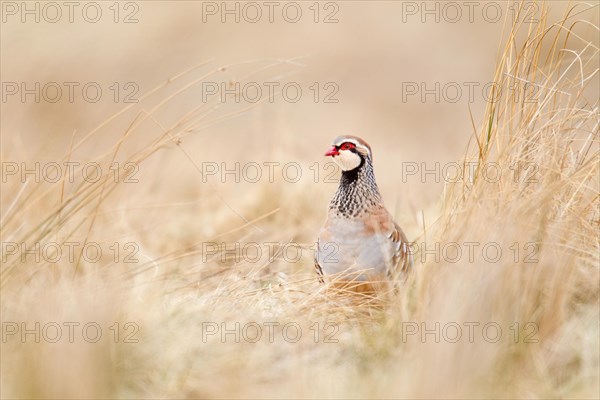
top-left (340, 142), bottom-right (355, 151)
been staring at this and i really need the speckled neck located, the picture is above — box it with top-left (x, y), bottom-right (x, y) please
top-left (330, 156), bottom-right (383, 218)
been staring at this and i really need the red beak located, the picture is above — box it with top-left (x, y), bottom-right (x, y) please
top-left (325, 146), bottom-right (339, 157)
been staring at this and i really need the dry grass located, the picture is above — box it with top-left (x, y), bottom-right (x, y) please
top-left (1, 1), bottom-right (599, 399)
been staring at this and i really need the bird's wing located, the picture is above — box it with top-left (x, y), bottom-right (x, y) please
top-left (363, 206), bottom-right (412, 278)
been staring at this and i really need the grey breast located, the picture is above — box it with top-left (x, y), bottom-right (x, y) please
top-left (317, 217), bottom-right (395, 279)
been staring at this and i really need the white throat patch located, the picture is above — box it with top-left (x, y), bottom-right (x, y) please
top-left (333, 150), bottom-right (362, 171)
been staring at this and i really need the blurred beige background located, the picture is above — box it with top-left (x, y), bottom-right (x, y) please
top-left (1, 1), bottom-right (593, 233)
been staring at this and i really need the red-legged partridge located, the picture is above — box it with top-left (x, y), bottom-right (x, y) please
top-left (315, 135), bottom-right (412, 291)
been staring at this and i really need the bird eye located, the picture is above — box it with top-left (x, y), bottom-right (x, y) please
top-left (340, 142), bottom-right (355, 150)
